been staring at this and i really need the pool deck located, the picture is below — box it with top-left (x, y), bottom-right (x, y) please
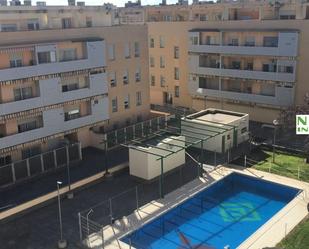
top-left (84, 165), bottom-right (309, 249)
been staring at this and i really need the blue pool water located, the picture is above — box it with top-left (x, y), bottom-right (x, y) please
top-left (121, 173), bottom-right (300, 249)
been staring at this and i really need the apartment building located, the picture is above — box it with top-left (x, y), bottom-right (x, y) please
top-left (0, 5), bottom-right (150, 165)
top-left (140, 1), bottom-right (309, 123)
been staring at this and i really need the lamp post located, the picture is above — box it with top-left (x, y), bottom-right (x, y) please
top-left (272, 119), bottom-right (279, 163)
top-left (103, 140), bottom-right (112, 179)
top-left (57, 181), bottom-right (67, 249)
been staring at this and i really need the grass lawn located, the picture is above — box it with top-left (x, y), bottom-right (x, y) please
top-left (278, 216), bottom-right (309, 249)
top-left (246, 149), bottom-right (309, 182)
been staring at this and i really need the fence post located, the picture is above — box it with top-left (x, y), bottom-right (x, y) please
top-left (132, 124), bottom-right (136, 139)
top-left (40, 154), bottom-right (45, 172)
top-left (101, 226), bottom-right (105, 249)
top-left (109, 198), bottom-right (113, 224)
top-left (244, 155), bottom-right (247, 168)
top-left (214, 151), bottom-right (217, 166)
top-left (11, 163), bottom-right (16, 183)
top-left (124, 127), bottom-right (127, 143)
top-left (26, 158), bottom-right (30, 177)
top-left (298, 165), bottom-right (300, 179)
top-left (53, 150), bottom-right (58, 168)
top-left (78, 212), bottom-right (83, 242)
top-left (135, 186), bottom-right (139, 210)
top-left (227, 150), bottom-right (230, 163)
top-left (141, 122), bottom-right (144, 137)
top-left (78, 142), bottom-right (83, 161)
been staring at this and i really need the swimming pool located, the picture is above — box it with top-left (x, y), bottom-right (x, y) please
top-left (121, 172), bottom-right (300, 249)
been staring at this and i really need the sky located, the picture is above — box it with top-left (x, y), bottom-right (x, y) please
top-left (45, 0), bottom-right (178, 7)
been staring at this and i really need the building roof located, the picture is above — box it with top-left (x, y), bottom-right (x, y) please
top-left (189, 28), bottom-right (299, 33)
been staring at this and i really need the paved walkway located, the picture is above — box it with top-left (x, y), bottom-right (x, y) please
top-left (0, 146), bottom-right (128, 210)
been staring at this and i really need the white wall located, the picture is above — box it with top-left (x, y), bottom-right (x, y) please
top-left (129, 136), bottom-right (186, 180)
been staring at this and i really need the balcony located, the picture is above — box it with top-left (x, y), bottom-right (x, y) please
top-left (0, 40), bottom-right (106, 82)
top-left (0, 97), bottom-right (109, 150)
top-left (188, 79), bottom-right (294, 107)
top-left (188, 32), bottom-right (298, 57)
top-left (0, 72), bottom-right (107, 116)
top-left (189, 56), bottom-right (295, 82)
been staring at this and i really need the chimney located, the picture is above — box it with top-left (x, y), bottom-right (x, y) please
top-left (161, 0), bottom-right (166, 5)
top-left (36, 1), bottom-right (46, 6)
top-left (77, 1), bottom-right (85, 6)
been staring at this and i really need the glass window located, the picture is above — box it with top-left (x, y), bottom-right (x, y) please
top-left (263, 37), bottom-right (278, 47)
top-left (150, 37), bottom-right (155, 48)
top-left (174, 67), bottom-right (179, 80)
top-left (175, 86), bottom-right (180, 97)
top-left (110, 72), bottom-right (117, 87)
top-left (136, 91), bottom-right (142, 106)
top-left (159, 36), bottom-right (165, 48)
top-left (65, 108), bottom-right (81, 121)
top-left (124, 42), bottom-right (131, 58)
top-left (160, 56), bottom-right (165, 68)
top-left (150, 56), bottom-right (155, 67)
top-left (86, 17), bottom-right (92, 27)
top-left (134, 42), bottom-right (140, 57)
top-left (124, 94), bottom-right (130, 109)
top-left (112, 97), bottom-right (118, 112)
top-left (160, 75), bottom-right (165, 87)
top-left (27, 19), bottom-right (39, 30)
top-left (10, 58), bottom-right (22, 68)
top-left (18, 120), bottom-right (37, 133)
top-left (135, 68), bottom-right (141, 82)
top-left (22, 146), bottom-right (41, 159)
top-left (59, 49), bottom-right (77, 62)
top-left (62, 18), bottom-right (72, 29)
top-left (14, 87), bottom-right (33, 101)
top-left (123, 70), bottom-right (129, 84)
top-left (174, 46), bottom-right (179, 59)
top-left (151, 75), bottom-right (155, 86)
top-left (1, 24), bottom-right (17, 32)
top-left (37, 51), bottom-right (56, 64)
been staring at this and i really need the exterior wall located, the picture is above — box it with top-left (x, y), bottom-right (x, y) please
top-left (148, 20), bottom-right (309, 123)
top-left (129, 136), bottom-right (186, 180)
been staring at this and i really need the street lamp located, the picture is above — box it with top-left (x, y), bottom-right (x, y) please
top-left (57, 181), bottom-right (67, 249)
top-left (272, 119), bottom-right (279, 163)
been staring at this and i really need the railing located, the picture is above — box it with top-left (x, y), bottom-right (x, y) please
top-left (0, 142), bottom-right (82, 188)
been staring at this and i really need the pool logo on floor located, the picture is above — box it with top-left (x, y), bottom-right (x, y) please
top-left (219, 202), bottom-right (261, 222)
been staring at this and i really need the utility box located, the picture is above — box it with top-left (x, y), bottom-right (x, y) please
top-left (181, 109), bottom-right (249, 153)
top-left (129, 136), bottom-right (185, 180)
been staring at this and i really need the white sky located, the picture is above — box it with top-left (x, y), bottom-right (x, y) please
top-left (45, 0), bottom-right (178, 7)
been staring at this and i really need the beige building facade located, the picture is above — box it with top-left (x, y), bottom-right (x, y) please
top-left (0, 13), bottom-right (150, 164)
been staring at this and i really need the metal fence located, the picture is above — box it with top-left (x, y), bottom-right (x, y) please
top-left (104, 116), bottom-right (168, 149)
top-left (77, 139), bottom-right (252, 248)
top-left (0, 142), bottom-right (82, 188)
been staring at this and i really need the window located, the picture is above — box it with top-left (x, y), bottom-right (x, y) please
top-left (245, 37), bottom-right (255, 46)
top-left (263, 37), bottom-right (278, 47)
top-left (135, 68), bottom-right (141, 82)
top-left (159, 36), bottom-right (165, 48)
top-left (151, 75), bottom-right (155, 86)
top-left (1, 24), bottom-right (17, 32)
top-left (174, 67), bottom-right (179, 80)
top-left (231, 61), bottom-right (241, 70)
top-left (112, 97), bottom-right (118, 112)
top-left (136, 91), bottom-right (142, 106)
top-left (62, 83), bottom-right (78, 92)
top-left (37, 51), bottom-right (56, 64)
top-left (124, 94), bottom-right (130, 109)
top-left (108, 44), bottom-right (115, 60)
top-left (0, 156), bottom-right (11, 166)
top-left (200, 14), bottom-right (208, 21)
top-left (150, 37), bottom-right (155, 48)
top-left (160, 75), bottom-right (165, 87)
top-left (150, 56), bottom-right (155, 67)
top-left (246, 63), bottom-right (253, 71)
top-left (59, 49), bottom-right (77, 62)
top-left (124, 42), bottom-right (131, 58)
top-left (286, 66), bottom-right (294, 74)
top-left (190, 36), bottom-right (198, 45)
top-left (65, 109), bottom-right (81, 121)
top-left (22, 146), bottom-right (41, 159)
top-left (174, 46), bottom-right (179, 59)
top-left (241, 127), bottom-right (247, 134)
top-left (86, 17), bottom-right (92, 27)
top-left (134, 42), bottom-right (140, 57)
top-left (163, 15), bottom-right (172, 21)
top-left (175, 86), bottom-right (180, 97)
top-left (229, 38), bottom-right (239, 46)
top-left (123, 70), bottom-right (129, 84)
top-left (62, 18), bottom-right (72, 29)
top-left (227, 134), bottom-right (231, 140)
top-left (14, 87), bottom-right (33, 101)
top-left (18, 120), bottom-right (38, 133)
top-left (160, 56), bottom-right (165, 68)
top-left (10, 58), bottom-right (22, 68)
top-left (27, 19), bottom-right (39, 30)
top-left (110, 72), bottom-right (117, 87)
